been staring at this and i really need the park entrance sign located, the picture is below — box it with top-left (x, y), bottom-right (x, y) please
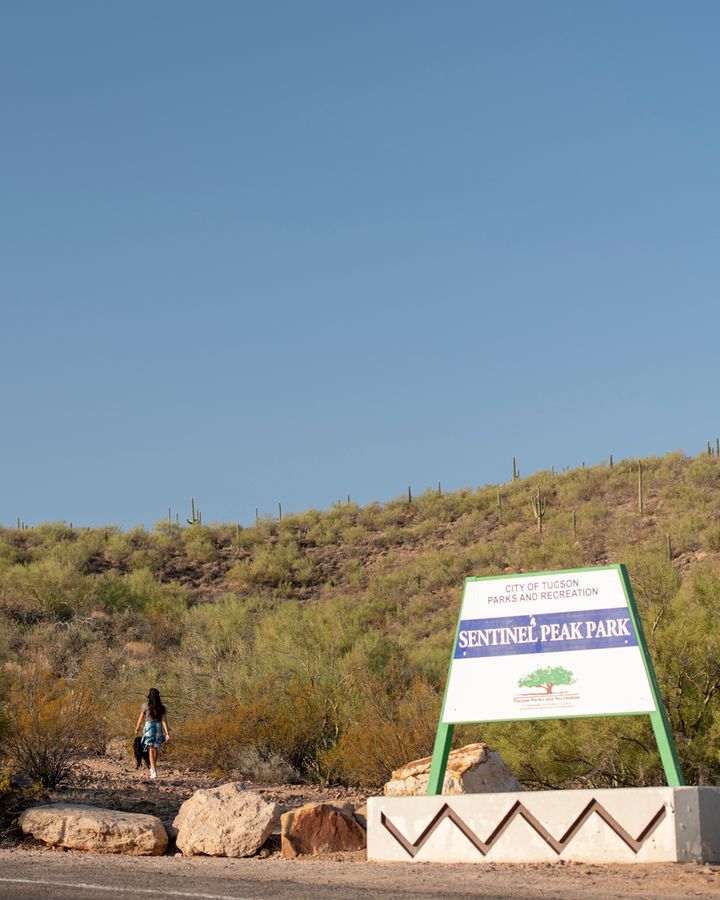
top-left (443, 566), bottom-right (654, 723)
top-left (367, 566), bottom-right (720, 864)
top-left (427, 564), bottom-right (683, 793)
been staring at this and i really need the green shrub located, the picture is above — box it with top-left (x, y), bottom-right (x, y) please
top-left (181, 526), bottom-right (218, 563)
top-left (0, 559), bottom-right (95, 621)
top-left (228, 541), bottom-right (315, 590)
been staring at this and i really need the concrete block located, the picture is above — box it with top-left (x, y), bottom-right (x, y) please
top-left (367, 787), bottom-right (720, 864)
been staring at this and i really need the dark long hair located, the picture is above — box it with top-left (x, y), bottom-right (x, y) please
top-left (147, 688), bottom-right (166, 721)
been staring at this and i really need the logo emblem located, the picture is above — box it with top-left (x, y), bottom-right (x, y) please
top-left (518, 665), bottom-right (575, 695)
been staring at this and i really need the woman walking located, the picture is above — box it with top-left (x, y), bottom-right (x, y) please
top-left (135, 688), bottom-right (170, 779)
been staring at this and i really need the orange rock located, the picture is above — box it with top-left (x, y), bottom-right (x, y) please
top-left (281, 802), bottom-right (366, 857)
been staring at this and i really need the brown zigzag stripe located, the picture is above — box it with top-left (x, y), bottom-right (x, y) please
top-left (380, 798), bottom-right (667, 859)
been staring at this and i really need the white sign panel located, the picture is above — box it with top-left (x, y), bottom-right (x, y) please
top-left (442, 566), bottom-right (656, 724)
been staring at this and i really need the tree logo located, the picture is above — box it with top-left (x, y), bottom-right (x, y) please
top-left (518, 665), bottom-right (575, 695)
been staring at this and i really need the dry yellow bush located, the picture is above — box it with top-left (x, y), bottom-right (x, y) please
top-left (172, 703), bottom-right (300, 782)
top-left (4, 656), bottom-right (105, 787)
top-left (171, 703), bottom-right (245, 775)
top-left (325, 677), bottom-right (439, 789)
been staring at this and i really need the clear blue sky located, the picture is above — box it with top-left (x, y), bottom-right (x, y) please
top-left (2, 1), bottom-right (719, 528)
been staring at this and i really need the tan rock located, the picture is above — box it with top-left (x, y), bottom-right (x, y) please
top-left (174, 784), bottom-right (279, 857)
top-left (19, 804), bottom-right (168, 855)
top-left (281, 802), bottom-right (366, 858)
top-left (383, 742), bottom-right (523, 796)
top-left (353, 804), bottom-right (367, 829)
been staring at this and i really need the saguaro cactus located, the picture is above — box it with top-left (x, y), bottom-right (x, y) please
top-left (638, 461), bottom-right (644, 516)
top-left (512, 457), bottom-right (519, 481)
top-left (531, 487), bottom-right (547, 533)
top-left (187, 498), bottom-right (201, 526)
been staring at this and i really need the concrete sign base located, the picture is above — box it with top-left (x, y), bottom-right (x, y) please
top-left (367, 787), bottom-right (720, 864)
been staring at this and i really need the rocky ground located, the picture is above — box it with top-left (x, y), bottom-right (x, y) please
top-left (3, 753), bottom-right (720, 898)
top-left (0, 746), bottom-right (365, 853)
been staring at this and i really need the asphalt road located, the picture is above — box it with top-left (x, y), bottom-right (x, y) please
top-left (1, 851), bottom-right (718, 900)
top-left (0, 854), bottom-right (511, 900)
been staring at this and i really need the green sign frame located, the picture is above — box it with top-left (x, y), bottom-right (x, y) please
top-left (426, 564), bottom-right (683, 794)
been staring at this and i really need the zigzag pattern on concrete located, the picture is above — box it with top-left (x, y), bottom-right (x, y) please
top-left (380, 798), bottom-right (667, 859)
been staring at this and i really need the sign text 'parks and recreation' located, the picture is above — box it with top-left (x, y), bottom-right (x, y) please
top-left (487, 577), bottom-right (598, 603)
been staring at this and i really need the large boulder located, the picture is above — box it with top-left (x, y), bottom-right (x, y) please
top-left (174, 784), bottom-right (280, 857)
top-left (384, 742), bottom-right (523, 796)
top-left (281, 802), bottom-right (366, 858)
top-left (19, 804), bottom-right (168, 855)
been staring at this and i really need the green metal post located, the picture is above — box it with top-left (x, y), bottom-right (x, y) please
top-left (426, 722), bottom-right (454, 795)
top-left (618, 564), bottom-right (684, 786)
top-left (427, 579), bottom-right (468, 795)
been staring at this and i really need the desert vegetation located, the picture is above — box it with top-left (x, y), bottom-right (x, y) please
top-left (2, 449), bottom-right (720, 791)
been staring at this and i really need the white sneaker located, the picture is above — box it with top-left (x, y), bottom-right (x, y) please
top-left (150, 768), bottom-right (157, 779)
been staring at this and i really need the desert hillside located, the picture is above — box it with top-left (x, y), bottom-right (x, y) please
top-left (2, 449), bottom-right (720, 790)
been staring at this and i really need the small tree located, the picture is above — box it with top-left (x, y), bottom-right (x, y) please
top-left (518, 665), bottom-right (575, 694)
